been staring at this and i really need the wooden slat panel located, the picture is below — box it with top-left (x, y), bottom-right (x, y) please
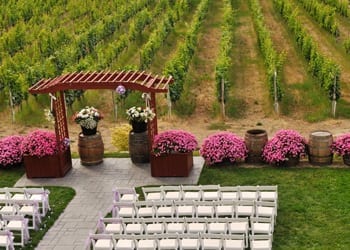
top-left (110, 71), bottom-right (125, 82)
top-left (141, 73), bottom-right (153, 85)
top-left (98, 71), bottom-right (111, 82)
top-left (132, 71), bottom-right (145, 83)
top-left (83, 71), bottom-right (98, 82)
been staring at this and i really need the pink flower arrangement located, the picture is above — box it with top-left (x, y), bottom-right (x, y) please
top-left (21, 130), bottom-right (69, 158)
top-left (0, 135), bottom-right (24, 167)
top-left (331, 134), bottom-right (350, 156)
top-left (200, 132), bottom-right (248, 165)
top-left (152, 130), bottom-right (198, 156)
top-left (262, 129), bottom-right (306, 165)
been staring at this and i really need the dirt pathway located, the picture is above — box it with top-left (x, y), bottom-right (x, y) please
top-left (231, 0), bottom-right (268, 118)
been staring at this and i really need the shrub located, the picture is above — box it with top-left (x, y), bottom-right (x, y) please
top-left (0, 135), bottom-right (24, 167)
top-left (262, 129), bottom-right (307, 165)
top-left (111, 124), bottom-right (131, 152)
top-left (152, 130), bottom-right (198, 156)
top-left (21, 130), bottom-right (69, 158)
top-left (331, 134), bottom-right (350, 156)
top-left (200, 132), bottom-right (248, 165)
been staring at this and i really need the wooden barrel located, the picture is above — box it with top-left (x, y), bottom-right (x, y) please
top-left (308, 131), bottom-right (333, 165)
top-left (129, 131), bottom-right (150, 164)
top-left (78, 132), bottom-right (104, 166)
top-left (245, 129), bottom-right (268, 163)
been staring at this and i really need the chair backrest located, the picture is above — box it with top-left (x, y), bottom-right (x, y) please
top-left (87, 233), bottom-right (117, 250)
top-left (0, 230), bottom-right (14, 248)
top-left (258, 185), bottom-right (277, 191)
top-left (181, 185), bottom-right (202, 191)
top-left (113, 187), bottom-right (137, 202)
top-left (142, 186), bottom-right (164, 200)
top-left (200, 184), bottom-right (220, 191)
top-left (249, 234), bottom-right (272, 247)
top-left (161, 185), bottom-right (181, 191)
top-left (238, 185), bottom-right (258, 191)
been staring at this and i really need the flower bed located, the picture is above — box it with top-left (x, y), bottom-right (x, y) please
top-left (0, 135), bottom-right (24, 167)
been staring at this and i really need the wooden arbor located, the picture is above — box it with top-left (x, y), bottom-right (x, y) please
top-left (29, 70), bottom-right (174, 157)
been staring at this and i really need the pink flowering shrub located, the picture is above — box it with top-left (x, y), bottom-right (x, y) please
top-left (152, 130), bottom-right (198, 156)
top-left (0, 135), bottom-right (24, 167)
top-left (200, 132), bottom-right (248, 165)
top-left (331, 134), bottom-right (350, 156)
top-left (21, 130), bottom-right (69, 158)
top-left (262, 129), bottom-right (306, 165)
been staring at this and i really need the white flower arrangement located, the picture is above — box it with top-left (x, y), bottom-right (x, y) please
top-left (126, 106), bottom-right (155, 123)
top-left (72, 106), bottom-right (103, 129)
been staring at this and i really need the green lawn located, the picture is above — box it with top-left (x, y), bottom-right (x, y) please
top-left (0, 166), bottom-right (75, 250)
top-left (199, 166), bottom-right (350, 249)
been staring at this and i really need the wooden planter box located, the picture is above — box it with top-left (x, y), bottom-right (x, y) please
top-left (23, 148), bottom-right (72, 178)
top-left (150, 152), bottom-right (193, 177)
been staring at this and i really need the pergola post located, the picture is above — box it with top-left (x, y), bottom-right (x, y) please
top-left (148, 92), bottom-right (158, 149)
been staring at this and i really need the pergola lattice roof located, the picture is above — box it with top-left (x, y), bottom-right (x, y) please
top-left (29, 70), bottom-right (174, 94)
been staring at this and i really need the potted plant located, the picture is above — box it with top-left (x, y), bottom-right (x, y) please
top-left (0, 135), bottom-right (24, 168)
top-left (262, 129), bottom-right (306, 167)
top-left (200, 132), bottom-right (248, 166)
top-left (126, 106), bottom-right (155, 133)
top-left (72, 106), bottom-right (103, 135)
top-left (331, 134), bottom-right (350, 166)
top-left (21, 130), bottom-right (72, 178)
top-left (151, 130), bottom-right (198, 177)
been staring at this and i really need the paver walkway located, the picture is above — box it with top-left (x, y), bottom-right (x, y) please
top-left (15, 157), bottom-right (204, 250)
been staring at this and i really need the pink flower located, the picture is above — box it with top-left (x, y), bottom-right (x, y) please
top-left (152, 130), bottom-right (198, 156)
top-left (0, 135), bottom-right (24, 166)
top-left (331, 134), bottom-right (350, 156)
top-left (200, 132), bottom-right (248, 165)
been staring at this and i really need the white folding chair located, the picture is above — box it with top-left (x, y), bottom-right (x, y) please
top-left (219, 186), bottom-right (239, 201)
top-left (181, 185), bottom-right (202, 201)
top-left (200, 233), bottom-right (223, 250)
top-left (112, 202), bottom-right (136, 218)
top-left (2, 214), bottom-right (30, 247)
top-left (235, 200), bottom-right (255, 218)
top-left (24, 187), bottom-right (51, 216)
top-left (186, 218), bottom-right (207, 233)
top-left (16, 199), bottom-right (42, 230)
top-left (201, 185), bottom-right (221, 201)
top-left (238, 186), bottom-right (259, 201)
top-left (87, 233), bottom-right (117, 250)
top-left (0, 230), bottom-right (14, 250)
top-left (255, 201), bottom-right (277, 224)
top-left (250, 217), bottom-right (274, 236)
top-left (175, 200), bottom-right (195, 218)
top-left (142, 186), bottom-right (163, 201)
top-left (166, 218), bottom-right (186, 234)
top-left (115, 234), bottom-right (137, 250)
top-left (154, 200), bottom-right (175, 218)
top-left (207, 220), bottom-right (227, 234)
top-left (0, 201), bottom-right (18, 216)
top-left (162, 186), bottom-right (182, 201)
top-left (136, 201), bottom-right (156, 218)
top-left (195, 201), bottom-right (215, 218)
top-left (6, 188), bottom-right (26, 201)
top-left (258, 186), bottom-right (278, 204)
top-left (136, 234), bottom-right (159, 250)
top-left (221, 234), bottom-right (245, 250)
top-left (159, 233), bottom-right (179, 250)
top-left (179, 233), bottom-right (200, 250)
top-left (0, 188), bottom-right (10, 201)
top-left (228, 217), bottom-right (249, 248)
top-left (145, 220), bottom-right (165, 234)
top-left (125, 219), bottom-right (145, 235)
top-left (96, 215), bottom-right (124, 234)
top-left (249, 234), bottom-right (272, 250)
top-left (215, 200), bottom-right (235, 218)
top-left (113, 187), bottom-right (139, 202)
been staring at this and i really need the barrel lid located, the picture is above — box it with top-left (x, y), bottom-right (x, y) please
top-left (311, 131), bottom-right (331, 137)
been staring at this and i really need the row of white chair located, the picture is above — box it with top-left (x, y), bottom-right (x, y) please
top-left (0, 215), bottom-right (30, 247)
top-left (111, 200), bottom-right (277, 223)
top-left (87, 232), bottom-right (272, 250)
top-left (0, 187), bottom-right (51, 217)
top-left (96, 216), bottom-right (274, 248)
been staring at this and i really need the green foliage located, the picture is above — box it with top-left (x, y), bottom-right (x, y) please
top-left (319, 0), bottom-right (349, 17)
top-left (111, 124), bottom-right (131, 152)
top-left (344, 39), bottom-right (350, 54)
top-left (274, 0), bottom-right (341, 101)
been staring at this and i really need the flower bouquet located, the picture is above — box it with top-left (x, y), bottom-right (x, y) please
top-left (126, 106), bottom-right (155, 133)
top-left (331, 134), bottom-right (350, 166)
top-left (262, 129), bottom-right (306, 166)
top-left (200, 132), bottom-right (248, 166)
top-left (72, 106), bottom-right (103, 135)
top-left (0, 135), bottom-right (24, 168)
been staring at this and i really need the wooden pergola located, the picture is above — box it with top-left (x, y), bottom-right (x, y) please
top-left (29, 70), bottom-right (174, 155)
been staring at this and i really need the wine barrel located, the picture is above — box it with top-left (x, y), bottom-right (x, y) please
top-left (78, 132), bottom-right (104, 166)
top-left (245, 129), bottom-right (268, 164)
top-left (129, 131), bottom-right (150, 164)
top-left (308, 130), bottom-right (333, 166)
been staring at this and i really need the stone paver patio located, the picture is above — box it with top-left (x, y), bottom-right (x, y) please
top-left (15, 157), bottom-right (204, 250)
